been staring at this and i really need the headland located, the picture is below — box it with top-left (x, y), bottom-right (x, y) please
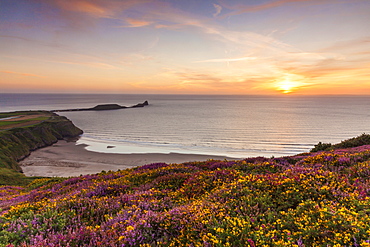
top-left (52, 101), bottom-right (149, 112)
top-left (0, 108), bottom-right (231, 181)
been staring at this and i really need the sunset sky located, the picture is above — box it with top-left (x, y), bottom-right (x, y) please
top-left (1, 0), bottom-right (369, 95)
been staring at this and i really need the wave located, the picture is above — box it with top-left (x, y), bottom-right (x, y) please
top-left (77, 135), bottom-right (309, 158)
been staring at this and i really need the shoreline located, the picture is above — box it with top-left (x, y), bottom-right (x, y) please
top-left (20, 140), bottom-right (237, 177)
top-left (76, 136), bottom-right (249, 158)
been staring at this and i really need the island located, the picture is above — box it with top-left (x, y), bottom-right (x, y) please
top-left (52, 101), bottom-right (149, 112)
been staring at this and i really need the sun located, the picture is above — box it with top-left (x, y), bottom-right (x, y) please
top-left (277, 79), bottom-right (297, 94)
top-left (275, 75), bottom-right (304, 94)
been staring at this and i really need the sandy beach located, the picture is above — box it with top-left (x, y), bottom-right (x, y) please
top-left (20, 140), bottom-right (234, 177)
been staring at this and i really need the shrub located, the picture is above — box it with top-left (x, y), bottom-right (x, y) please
top-left (310, 142), bottom-right (332, 152)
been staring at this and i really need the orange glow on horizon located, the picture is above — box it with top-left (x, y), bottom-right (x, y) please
top-left (277, 80), bottom-right (297, 94)
top-left (274, 74), bottom-right (306, 94)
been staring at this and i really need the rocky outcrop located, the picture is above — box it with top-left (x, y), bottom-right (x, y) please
top-left (92, 104), bottom-right (126, 110)
top-left (0, 113), bottom-right (83, 173)
top-left (52, 101), bottom-right (149, 112)
top-left (131, 101), bottom-right (149, 108)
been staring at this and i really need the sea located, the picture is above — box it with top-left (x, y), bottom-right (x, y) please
top-left (1, 94), bottom-right (369, 158)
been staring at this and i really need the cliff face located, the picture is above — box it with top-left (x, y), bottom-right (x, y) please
top-left (0, 113), bottom-right (83, 173)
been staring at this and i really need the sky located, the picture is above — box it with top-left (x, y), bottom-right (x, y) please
top-left (0, 0), bottom-right (369, 95)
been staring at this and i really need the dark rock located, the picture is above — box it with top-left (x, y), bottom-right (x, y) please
top-left (92, 104), bottom-right (124, 111)
top-left (52, 101), bottom-right (149, 112)
top-left (131, 101), bottom-right (149, 108)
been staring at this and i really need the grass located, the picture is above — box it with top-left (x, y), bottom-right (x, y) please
top-left (0, 113), bottom-right (19, 118)
top-left (0, 111), bottom-right (49, 117)
top-left (0, 121), bottom-right (23, 127)
top-left (0, 112), bottom-right (51, 130)
top-left (0, 168), bottom-right (43, 186)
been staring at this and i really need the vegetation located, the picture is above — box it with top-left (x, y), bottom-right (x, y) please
top-left (1, 144), bottom-right (370, 246)
top-left (1, 115), bottom-right (370, 246)
top-left (311, 133), bottom-right (370, 152)
top-left (0, 111), bottom-right (82, 186)
top-left (310, 142), bottom-right (333, 152)
top-left (0, 111), bottom-right (48, 129)
top-left (0, 168), bottom-right (37, 187)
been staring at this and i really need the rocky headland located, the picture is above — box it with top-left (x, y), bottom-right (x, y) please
top-left (52, 101), bottom-right (149, 112)
top-left (0, 111), bottom-right (83, 184)
top-left (0, 101), bottom-right (149, 185)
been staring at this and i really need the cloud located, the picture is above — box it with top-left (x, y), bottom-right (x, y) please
top-left (318, 37), bottom-right (370, 53)
top-left (27, 0), bottom-right (295, 56)
top-left (1, 71), bottom-right (46, 78)
top-left (124, 18), bottom-right (153, 27)
top-left (29, 0), bottom-right (152, 29)
top-left (195, 56), bottom-right (257, 63)
top-left (218, 0), bottom-right (351, 17)
top-left (159, 67), bottom-right (271, 93)
top-left (41, 0), bottom-right (150, 18)
top-left (37, 0), bottom-right (216, 33)
top-left (130, 4), bottom-right (296, 57)
top-left (0, 35), bottom-right (64, 49)
top-left (57, 61), bottom-right (118, 69)
top-left (269, 49), bottom-right (370, 93)
top-left (118, 53), bottom-right (154, 66)
top-left (213, 4), bottom-right (222, 17)
top-left (275, 37), bottom-right (370, 79)
top-left (55, 0), bottom-right (111, 18)
top-left (219, 0), bottom-right (310, 14)
top-left (119, 1), bottom-right (368, 94)
top-left (296, 62), bottom-right (368, 79)
top-left (2, 53), bottom-right (120, 71)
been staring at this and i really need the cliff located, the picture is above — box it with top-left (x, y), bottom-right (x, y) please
top-left (0, 112), bottom-right (83, 175)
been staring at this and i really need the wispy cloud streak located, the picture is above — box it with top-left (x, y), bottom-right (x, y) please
top-left (218, 0), bottom-right (356, 16)
top-left (1, 71), bottom-right (46, 78)
top-left (195, 57), bottom-right (257, 63)
top-left (213, 4), bottom-right (222, 17)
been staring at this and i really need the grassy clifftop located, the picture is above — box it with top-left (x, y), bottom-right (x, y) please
top-left (0, 111), bottom-right (82, 185)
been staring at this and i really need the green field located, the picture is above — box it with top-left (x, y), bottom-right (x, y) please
top-left (0, 112), bottom-right (52, 130)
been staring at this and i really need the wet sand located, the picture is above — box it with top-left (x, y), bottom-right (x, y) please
top-left (20, 140), bottom-right (233, 177)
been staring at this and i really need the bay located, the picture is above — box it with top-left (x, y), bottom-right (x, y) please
top-left (1, 93), bottom-right (369, 158)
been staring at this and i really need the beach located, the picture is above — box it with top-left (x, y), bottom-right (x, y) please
top-left (20, 140), bottom-right (233, 177)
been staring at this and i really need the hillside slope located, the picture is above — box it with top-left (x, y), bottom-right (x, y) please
top-left (0, 111), bottom-right (82, 185)
top-left (1, 145), bottom-right (369, 246)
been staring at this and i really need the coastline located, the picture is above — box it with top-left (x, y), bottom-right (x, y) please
top-left (75, 136), bottom-right (250, 158)
top-left (20, 140), bottom-right (236, 177)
